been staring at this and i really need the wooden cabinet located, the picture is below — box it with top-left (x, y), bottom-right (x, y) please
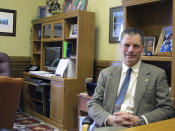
top-left (23, 11), bottom-right (95, 130)
top-left (122, 0), bottom-right (175, 104)
top-left (50, 80), bottom-right (64, 124)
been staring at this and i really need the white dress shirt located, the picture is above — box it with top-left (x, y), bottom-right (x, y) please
top-left (118, 61), bottom-right (140, 113)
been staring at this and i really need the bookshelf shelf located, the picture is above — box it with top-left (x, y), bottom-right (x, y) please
top-left (141, 56), bottom-right (172, 61)
top-left (31, 98), bottom-right (43, 104)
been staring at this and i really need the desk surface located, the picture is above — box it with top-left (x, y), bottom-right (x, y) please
top-left (122, 118), bottom-right (175, 131)
top-left (94, 118), bottom-right (175, 131)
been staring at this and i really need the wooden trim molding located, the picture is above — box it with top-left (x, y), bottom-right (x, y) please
top-left (8, 57), bottom-right (121, 81)
top-left (122, 0), bottom-right (160, 7)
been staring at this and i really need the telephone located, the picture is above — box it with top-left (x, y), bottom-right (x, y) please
top-left (25, 65), bottom-right (40, 72)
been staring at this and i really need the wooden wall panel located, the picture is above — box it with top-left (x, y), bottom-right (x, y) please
top-left (93, 60), bottom-right (122, 82)
top-left (9, 56), bottom-right (31, 78)
top-left (8, 57), bottom-right (120, 82)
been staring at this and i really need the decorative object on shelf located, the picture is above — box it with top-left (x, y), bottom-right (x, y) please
top-left (72, 0), bottom-right (88, 11)
top-left (46, 0), bottom-right (61, 14)
top-left (143, 37), bottom-right (156, 56)
top-left (160, 26), bottom-right (172, 53)
top-left (62, 0), bottom-right (74, 13)
top-left (109, 6), bottom-right (123, 43)
top-left (0, 8), bottom-right (16, 36)
top-left (154, 26), bottom-right (172, 56)
top-left (154, 29), bottom-right (165, 55)
top-left (37, 6), bottom-right (48, 18)
top-left (69, 24), bottom-right (78, 38)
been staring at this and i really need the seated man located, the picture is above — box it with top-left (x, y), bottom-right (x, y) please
top-left (87, 28), bottom-right (175, 130)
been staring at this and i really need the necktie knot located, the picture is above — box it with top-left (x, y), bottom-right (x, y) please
top-left (127, 67), bottom-right (132, 74)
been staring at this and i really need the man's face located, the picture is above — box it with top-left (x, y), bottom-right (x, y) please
top-left (120, 34), bottom-right (144, 67)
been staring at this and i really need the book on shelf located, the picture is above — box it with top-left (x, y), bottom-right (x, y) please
top-left (64, 41), bottom-right (76, 58)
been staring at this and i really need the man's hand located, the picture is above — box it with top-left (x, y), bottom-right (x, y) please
top-left (106, 112), bottom-right (139, 127)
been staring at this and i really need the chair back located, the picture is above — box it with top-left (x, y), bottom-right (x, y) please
top-left (0, 76), bottom-right (23, 129)
top-left (0, 52), bottom-right (10, 76)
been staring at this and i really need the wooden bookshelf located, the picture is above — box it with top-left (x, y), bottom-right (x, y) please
top-left (122, 0), bottom-right (175, 104)
top-left (23, 11), bottom-right (95, 130)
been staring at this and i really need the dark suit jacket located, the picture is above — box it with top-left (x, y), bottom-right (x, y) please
top-left (88, 62), bottom-right (175, 127)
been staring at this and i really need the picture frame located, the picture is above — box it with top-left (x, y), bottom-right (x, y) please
top-left (160, 26), bottom-right (172, 53)
top-left (72, 0), bottom-right (88, 11)
top-left (69, 24), bottom-right (78, 38)
top-left (62, 0), bottom-right (74, 13)
top-left (0, 8), bottom-right (16, 36)
top-left (154, 26), bottom-right (172, 56)
top-left (37, 6), bottom-right (48, 18)
top-left (109, 6), bottom-right (123, 43)
top-left (143, 37), bottom-right (156, 56)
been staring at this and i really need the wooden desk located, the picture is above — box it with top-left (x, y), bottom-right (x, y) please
top-left (95, 118), bottom-right (175, 131)
top-left (122, 118), bottom-right (175, 131)
top-left (77, 93), bottom-right (91, 131)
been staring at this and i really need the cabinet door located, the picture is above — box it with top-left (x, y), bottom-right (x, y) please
top-left (53, 22), bottom-right (63, 39)
top-left (50, 80), bottom-right (64, 124)
top-left (42, 20), bottom-right (64, 40)
top-left (43, 23), bottom-right (51, 39)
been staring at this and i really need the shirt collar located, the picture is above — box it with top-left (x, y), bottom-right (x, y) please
top-left (122, 61), bottom-right (141, 73)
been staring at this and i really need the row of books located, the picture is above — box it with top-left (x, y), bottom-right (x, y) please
top-left (64, 41), bottom-right (76, 58)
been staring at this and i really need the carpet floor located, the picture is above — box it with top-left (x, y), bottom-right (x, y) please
top-left (13, 112), bottom-right (59, 131)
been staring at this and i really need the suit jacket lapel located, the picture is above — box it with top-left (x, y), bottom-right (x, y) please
top-left (108, 66), bottom-right (122, 112)
top-left (133, 62), bottom-right (151, 115)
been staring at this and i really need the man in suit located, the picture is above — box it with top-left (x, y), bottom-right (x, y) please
top-left (87, 28), bottom-right (175, 129)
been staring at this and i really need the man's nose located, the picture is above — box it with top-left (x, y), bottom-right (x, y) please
top-left (128, 45), bottom-right (134, 51)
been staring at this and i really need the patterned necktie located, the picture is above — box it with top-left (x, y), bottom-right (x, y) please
top-left (114, 67), bottom-right (132, 112)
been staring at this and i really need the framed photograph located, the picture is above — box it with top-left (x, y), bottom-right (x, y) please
top-left (37, 6), bottom-right (48, 18)
top-left (72, 0), bottom-right (88, 11)
top-left (109, 6), bottom-right (123, 43)
top-left (154, 26), bottom-right (172, 56)
top-left (160, 26), bottom-right (172, 53)
top-left (62, 0), bottom-right (74, 13)
top-left (0, 8), bottom-right (16, 36)
top-left (69, 24), bottom-right (77, 38)
top-left (143, 37), bottom-right (156, 56)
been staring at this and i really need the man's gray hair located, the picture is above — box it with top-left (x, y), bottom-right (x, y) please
top-left (120, 27), bottom-right (144, 45)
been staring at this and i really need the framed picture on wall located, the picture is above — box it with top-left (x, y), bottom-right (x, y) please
top-left (62, 0), bottom-right (74, 13)
top-left (72, 0), bottom-right (88, 11)
top-left (0, 8), bottom-right (16, 36)
top-left (109, 6), bottom-right (123, 43)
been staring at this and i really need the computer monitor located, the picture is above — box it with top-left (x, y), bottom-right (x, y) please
top-left (45, 47), bottom-right (61, 71)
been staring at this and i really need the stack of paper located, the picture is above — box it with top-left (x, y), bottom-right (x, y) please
top-left (55, 59), bottom-right (76, 78)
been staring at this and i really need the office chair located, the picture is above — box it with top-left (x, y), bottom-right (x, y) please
top-left (0, 76), bottom-right (24, 129)
top-left (0, 52), bottom-right (10, 76)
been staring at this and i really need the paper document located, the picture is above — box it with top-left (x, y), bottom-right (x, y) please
top-left (55, 59), bottom-right (69, 77)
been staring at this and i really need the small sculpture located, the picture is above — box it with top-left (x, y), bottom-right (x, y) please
top-left (46, 0), bottom-right (61, 14)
